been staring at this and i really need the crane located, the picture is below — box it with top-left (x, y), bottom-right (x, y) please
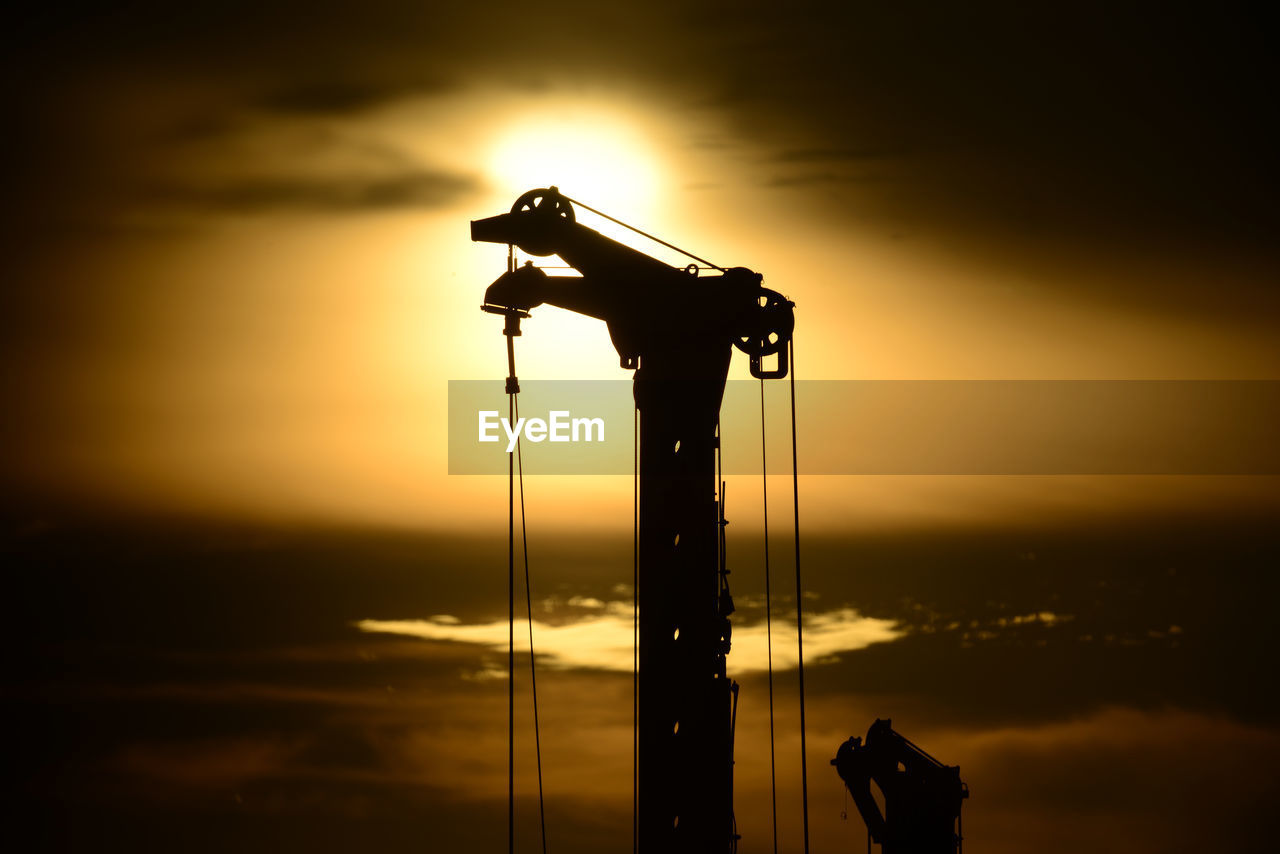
top-left (831, 718), bottom-right (969, 854)
top-left (472, 186), bottom-right (794, 853)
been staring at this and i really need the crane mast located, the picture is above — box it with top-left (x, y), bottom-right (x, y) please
top-left (472, 187), bottom-right (793, 853)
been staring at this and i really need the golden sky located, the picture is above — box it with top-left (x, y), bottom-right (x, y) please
top-left (5, 85), bottom-right (1277, 527)
top-left (4, 4), bottom-right (1278, 527)
top-left (4, 3), bottom-right (1279, 853)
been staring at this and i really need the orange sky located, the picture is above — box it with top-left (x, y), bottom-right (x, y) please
top-left (4, 85), bottom-right (1277, 526)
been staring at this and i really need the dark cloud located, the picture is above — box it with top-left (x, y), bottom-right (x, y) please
top-left (696, 3), bottom-right (1278, 237)
top-left (143, 169), bottom-right (481, 213)
top-left (258, 78), bottom-right (457, 116)
top-left (10, 516), bottom-right (1277, 690)
top-left (764, 171), bottom-right (868, 187)
top-left (738, 515), bottom-right (1280, 728)
top-left (6, 517), bottom-right (1279, 851)
top-left (773, 148), bottom-right (902, 163)
top-left (7, 2), bottom-right (1276, 264)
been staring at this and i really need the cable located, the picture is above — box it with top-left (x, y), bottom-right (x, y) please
top-left (495, 242), bottom-right (549, 854)
top-left (760, 378), bottom-right (780, 854)
top-left (515, 396), bottom-right (548, 854)
top-left (789, 337), bottom-right (811, 854)
top-left (632, 403), bottom-right (639, 854)
top-left (507, 360), bottom-right (515, 854)
top-left (560, 194), bottom-right (726, 272)
top-left (505, 242), bottom-right (516, 854)
top-left (500, 243), bottom-right (527, 854)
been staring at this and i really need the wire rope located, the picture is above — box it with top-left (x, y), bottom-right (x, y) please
top-left (760, 378), bottom-right (780, 854)
top-left (514, 395), bottom-right (548, 854)
top-left (560, 194), bottom-right (726, 272)
top-left (507, 359), bottom-right (515, 854)
top-left (632, 403), bottom-right (640, 854)
top-left (789, 338), bottom-right (810, 854)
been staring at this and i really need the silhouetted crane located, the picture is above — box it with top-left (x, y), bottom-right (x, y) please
top-left (473, 187), bottom-right (793, 853)
top-left (832, 719), bottom-right (969, 854)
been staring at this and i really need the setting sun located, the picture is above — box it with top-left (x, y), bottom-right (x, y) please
top-left (487, 112), bottom-right (661, 218)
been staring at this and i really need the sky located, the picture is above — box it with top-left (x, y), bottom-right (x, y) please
top-left (4, 3), bottom-right (1279, 852)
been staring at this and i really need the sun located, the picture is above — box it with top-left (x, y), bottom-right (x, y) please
top-left (487, 112), bottom-right (661, 220)
top-left (470, 107), bottom-right (673, 381)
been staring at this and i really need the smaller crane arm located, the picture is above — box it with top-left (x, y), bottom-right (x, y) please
top-left (831, 719), bottom-right (968, 854)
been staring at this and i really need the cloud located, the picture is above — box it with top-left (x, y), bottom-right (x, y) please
top-left (9, 520), bottom-right (1279, 854)
top-left (144, 169), bottom-right (481, 213)
top-left (115, 737), bottom-right (293, 788)
top-left (355, 604), bottom-right (904, 672)
top-left (947, 706), bottom-right (1280, 854)
top-left (258, 79), bottom-right (456, 116)
top-left (8, 1), bottom-right (1278, 333)
top-left (772, 148), bottom-right (901, 163)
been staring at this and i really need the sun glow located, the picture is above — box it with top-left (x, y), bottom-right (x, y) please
top-left (487, 113), bottom-right (661, 219)
top-left (471, 108), bottom-right (675, 381)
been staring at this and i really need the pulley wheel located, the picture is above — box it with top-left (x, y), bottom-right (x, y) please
top-left (733, 290), bottom-right (794, 359)
top-left (510, 187), bottom-right (576, 223)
